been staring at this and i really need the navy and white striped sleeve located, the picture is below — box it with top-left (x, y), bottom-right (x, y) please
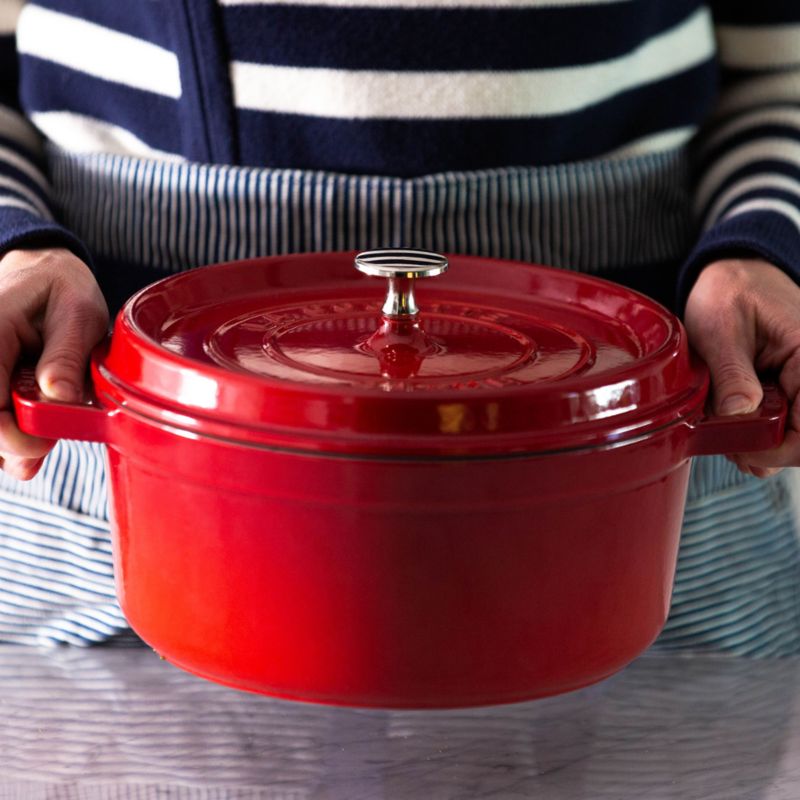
top-left (0, 0), bottom-right (90, 262)
top-left (678, 1), bottom-right (800, 309)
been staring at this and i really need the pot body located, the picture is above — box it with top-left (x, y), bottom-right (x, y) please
top-left (11, 252), bottom-right (786, 707)
top-left (107, 407), bottom-right (689, 708)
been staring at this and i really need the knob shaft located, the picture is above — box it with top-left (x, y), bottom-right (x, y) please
top-left (355, 249), bottom-right (448, 317)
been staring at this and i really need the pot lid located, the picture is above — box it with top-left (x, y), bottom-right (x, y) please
top-left (98, 250), bottom-right (706, 456)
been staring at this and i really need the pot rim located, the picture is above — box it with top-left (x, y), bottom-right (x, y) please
top-left (91, 356), bottom-right (711, 459)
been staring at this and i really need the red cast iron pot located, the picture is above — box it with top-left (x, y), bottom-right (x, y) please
top-left (12, 250), bottom-right (786, 708)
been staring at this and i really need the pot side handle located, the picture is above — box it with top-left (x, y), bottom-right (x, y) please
top-left (685, 382), bottom-right (787, 457)
top-left (11, 366), bottom-right (113, 444)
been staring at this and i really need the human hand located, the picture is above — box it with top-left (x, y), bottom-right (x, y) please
top-left (684, 258), bottom-right (800, 478)
top-left (0, 248), bottom-right (107, 480)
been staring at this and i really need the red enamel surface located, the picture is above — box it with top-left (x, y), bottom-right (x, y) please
top-left (8, 252), bottom-right (788, 707)
top-left (106, 412), bottom-right (689, 708)
top-left (101, 252), bottom-right (704, 455)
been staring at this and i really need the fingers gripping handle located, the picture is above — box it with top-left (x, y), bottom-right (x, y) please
top-left (12, 367), bottom-right (112, 443)
top-left (686, 383), bottom-right (787, 456)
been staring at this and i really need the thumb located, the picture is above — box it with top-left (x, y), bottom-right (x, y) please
top-left (35, 293), bottom-right (108, 403)
top-left (704, 343), bottom-right (763, 416)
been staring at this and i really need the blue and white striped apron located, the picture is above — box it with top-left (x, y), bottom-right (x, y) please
top-left (1, 145), bottom-right (798, 655)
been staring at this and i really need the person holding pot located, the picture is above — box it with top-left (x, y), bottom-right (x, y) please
top-left (0, 0), bottom-right (798, 652)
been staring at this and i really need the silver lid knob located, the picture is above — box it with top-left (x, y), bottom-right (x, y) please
top-left (355, 249), bottom-right (448, 318)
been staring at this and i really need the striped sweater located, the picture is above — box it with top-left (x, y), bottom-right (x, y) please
top-left (0, 0), bottom-right (798, 308)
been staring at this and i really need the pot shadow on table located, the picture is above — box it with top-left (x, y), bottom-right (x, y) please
top-left (0, 647), bottom-right (796, 800)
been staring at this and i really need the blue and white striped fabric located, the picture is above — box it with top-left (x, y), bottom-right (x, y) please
top-left (0, 0), bottom-right (798, 652)
top-left (659, 458), bottom-right (800, 656)
top-left (11, 0), bottom-right (716, 170)
top-left (49, 145), bottom-right (692, 301)
top-left (1, 148), bottom-right (800, 655)
top-left (0, 0), bottom-right (797, 302)
top-left (0, 442), bottom-right (129, 646)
